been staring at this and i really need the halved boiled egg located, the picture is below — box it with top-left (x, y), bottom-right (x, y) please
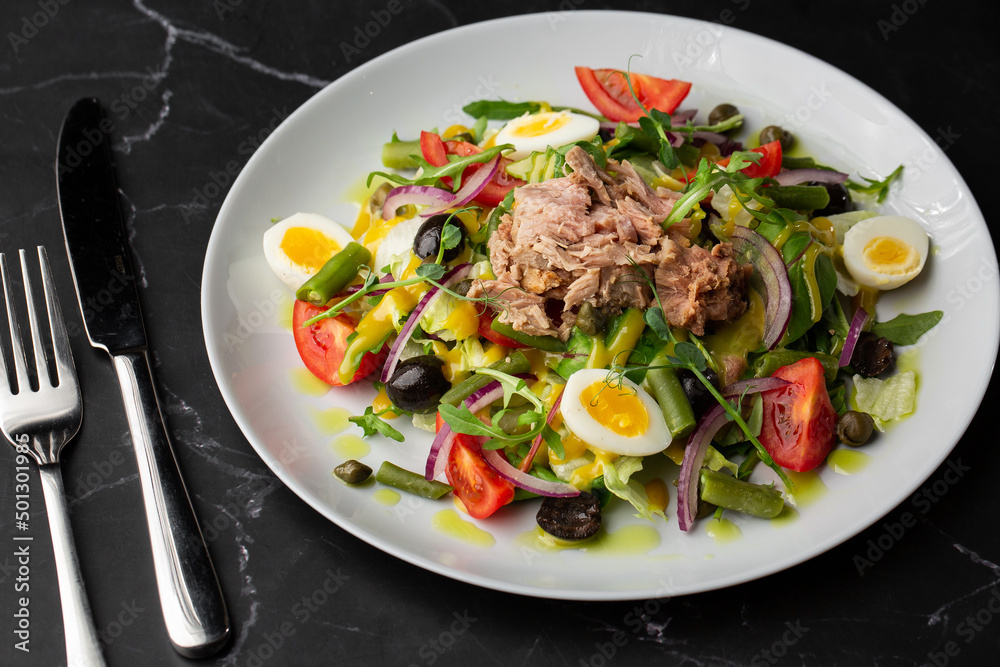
top-left (842, 215), bottom-right (929, 290)
top-left (560, 369), bottom-right (670, 457)
top-left (495, 110), bottom-right (600, 161)
top-left (263, 212), bottom-right (355, 291)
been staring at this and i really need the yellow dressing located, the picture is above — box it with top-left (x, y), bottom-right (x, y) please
top-left (332, 434), bottom-right (369, 460)
top-left (704, 288), bottom-right (765, 375)
top-left (437, 299), bottom-right (479, 341)
top-left (289, 368), bottom-right (330, 396)
top-left (309, 406), bottom-right (351, 435)
top-left (432, 509), bottom-right (495, 547)
top-left (827, 449), bottom-right (871, 475)
top-left (373, 489), bottom-right (400, 506)
top-left (705, 517), bottom-right (742, 543)
top-left (783, 470), bottom-right (827, 508)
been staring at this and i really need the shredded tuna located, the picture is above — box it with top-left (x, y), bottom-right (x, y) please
top-left (480, 146), bottom-right (749, 340)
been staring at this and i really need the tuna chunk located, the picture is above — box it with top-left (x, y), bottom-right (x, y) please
top-left (483, 146), bottom-right (749, 339)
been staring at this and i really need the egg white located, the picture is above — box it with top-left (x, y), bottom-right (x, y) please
top-left (495, 110), bottom-right (600, 161)
top-left (263, 212), bottom-right (355, 291)
top-left (842, 215), bottom-right (928, 290)
top-left (560, 369), bottom-right (670, 457)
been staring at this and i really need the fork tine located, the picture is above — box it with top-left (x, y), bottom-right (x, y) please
top-left (20, 248), bottom-right (51, 389)
top-left (0, 253), bottom-right (30, 394)
top-left (36, 247), bottom-right (76, 386)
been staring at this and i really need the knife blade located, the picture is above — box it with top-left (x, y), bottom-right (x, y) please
top-left (56, 97), bottom-right (230, 658)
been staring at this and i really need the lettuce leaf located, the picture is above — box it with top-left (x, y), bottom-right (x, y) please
top-left (602, 457), bottom-right (665, 522)
top-left (852, 370), bottom-right (916, 431)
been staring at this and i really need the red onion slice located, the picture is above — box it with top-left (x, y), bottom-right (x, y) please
top-left (773, 168), bottom-right (848, 187)
top-left (722, 377), bottom-right (790, 398)
top-left (518, 390), bottom-right (563, 473)
top-left (382, 185), bottom-right (453, 220)
top-left (425, 382), bottom-right (504, 481)
top-left (379, 263), bottom-right (471, 383)
top-left (730, 226), bottom-right (793, 350)
top-left (677, 404), bottom-right (729, 531)
top-left (839, 306), bottom-right (871, 367)
top-left (483, 448), bottom-right (579, 497)
top-left (419, 155), bottom-right (501, 218)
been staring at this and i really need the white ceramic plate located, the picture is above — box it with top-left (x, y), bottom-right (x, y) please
top-left (202, 11), bottom-right (998, 599)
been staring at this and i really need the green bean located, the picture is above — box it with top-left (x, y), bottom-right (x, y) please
top-left (381, 139), bottom-right (421, 169)
top-left (439, 351), bottom-right (531, 406)
top-left (645, 356), bottom-right (696, 438)
top-left (698, 469), bottom-right (784, 519)
top-left (491, 320), bottom-right (567, 352)
top-left (767, 185), bottom-right (830, 211)
top-left (751, 350), bottom-right (839, 383)
top-left (295, 241), bottom-right (371, 305)
top-left (375, 461), bottom-right (453, 499)
top-left (780, 156), bottom-right (817, 170)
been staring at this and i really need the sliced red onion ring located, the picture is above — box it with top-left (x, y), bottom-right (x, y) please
top-left (730, 226), bottom-right (793, 350)
top-left (518, 390), bottom-right (563, 473)
top-left (483, 448), bottom-right (579, 498)
top-left (419, 155), bottom-right (501, 218)
top-left (839, 307), bottom-right (871, 367)
top-left (380, 263), bottom-right (471, 384)
top-left (677, 378), bottom-right (790, 531)
top-left (773, 168), bottom-right (848, 187)
top-left (722, 377), bottom-right (790, 398)
top-left (671, 108), bottom-right (697, 124)
top-left (691, 130), bottom-right (729, 145)
top-left (382, 185), bottom-right (452, 220)
top-left (677, 404), bottom-right (729, 532)
top-left (425, 382), bottom-right (504, 481)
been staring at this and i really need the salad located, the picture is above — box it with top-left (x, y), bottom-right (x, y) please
top-left (263, 66), bottom-right (941, 542)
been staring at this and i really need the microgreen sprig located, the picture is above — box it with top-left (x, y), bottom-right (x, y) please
top-left (846, 164), bottom-right (904, 203)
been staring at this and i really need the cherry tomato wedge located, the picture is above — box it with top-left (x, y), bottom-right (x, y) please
top-left (445, 431), bottom-right (515, 519)
top-left (575, 66), bottom-right (691, 122)
top-left (684, 140), bottom-right (783, 183)
top-left (418, 131), bottom-right (523, 206)
top-left (758, 357), bottom-right (837, 472)
top-left (292, 300), bottom-right (385, 386)
top-left (477, 310), bottom-right (526, 348)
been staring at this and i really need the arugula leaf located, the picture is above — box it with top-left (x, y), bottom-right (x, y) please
top-left (367, 144), bottom-right (512, 190)
top-left (438, 403), bottom-right (499, 438)
top-left (847, 164), bottom-right (904, 203)
top-left (541, 425), bottom-right (564, 460)
top-left (349, 407), bottom-right (405, 442)
top-left (470, 115), bottom-right (488, 143)
top-left (871, 311), bottom-right (943, 345)
top-left (462, 100), bottom-right (542, 120)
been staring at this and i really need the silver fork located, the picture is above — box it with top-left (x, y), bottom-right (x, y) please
top-left (1, 247), bottom-right (106, 667)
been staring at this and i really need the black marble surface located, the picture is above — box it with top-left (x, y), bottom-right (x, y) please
top-left (1, 1), bottom-right (999, 665)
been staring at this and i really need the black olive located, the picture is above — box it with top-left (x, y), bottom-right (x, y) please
top-left (385, 355), bottom-right (451, 413)
top-left (759, 125), bottom-right (795, 151)
top-left (334, 460), bottom-right (372, 484)
top-left (536, 492), bottom-right (601, 541)
top-left (812, 182), bottom-right (853, 217)
top-left (837, 411), bottom-right (875, 447)
top-left (576, 302), bottom-right (607, 337)
top-left (851, 332), bottom-right (894, 377)
top-left (676, 367), bottom-right (720, 417)
top-left (413, 214), bottom-right (466, 262)
top-left (709, 103), bottom-right (740, 126)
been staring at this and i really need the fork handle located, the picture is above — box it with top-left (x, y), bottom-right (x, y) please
top-left (112, 350), bottom-right (230, 657)
top-left (37, 465), bottom-right (107, 667)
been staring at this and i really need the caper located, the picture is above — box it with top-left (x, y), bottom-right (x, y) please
top-left (837, 411), bottom-right (875, 447)
top-left (334, 459), bottom-right (372, 484)
top-left (451, 278), bottom-right (473, 297)
top-left (851, 332), bottom-right (894, 377)
top-left (536, 492), bottom-right (601, 541)
top-left (576, 302), bottom-right (607, 337)
top-left (709, 103), bottom-right (740, 126)
top-left (759, 125), bottom-right (795, 151)
top-left (367, 182), bottom-right (393, 218)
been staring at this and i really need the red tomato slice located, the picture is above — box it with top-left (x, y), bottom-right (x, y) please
top-left (445, 432), bottom-right (515, 519)
top-left (685, 140), bottom-right (783, 183)
top-left (419, 132), bottom-right (523, 205)
top-left (292, 300), bottom-right (385, 386)
top-left (477, 311), bottom-right (525, 348)
top-left (575, 66), bottom-right (691, 122)
top-left (758, 357), bottom-right (837, 472)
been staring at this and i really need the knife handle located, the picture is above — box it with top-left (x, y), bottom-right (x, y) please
top-left (112, 350), bottom-right (230, 657)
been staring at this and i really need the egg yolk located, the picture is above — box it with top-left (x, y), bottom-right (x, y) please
top-left (580, 381), bottom-right (648, 437)
top-left (509, 112), bottom-right (572, 138)
top-left (280, 227), bottom-right (342, 272)
top-left (862, 236), bottom-right (919, 275)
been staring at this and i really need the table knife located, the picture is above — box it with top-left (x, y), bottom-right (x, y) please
top-left (55, 97), bottom-right (230, 658)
